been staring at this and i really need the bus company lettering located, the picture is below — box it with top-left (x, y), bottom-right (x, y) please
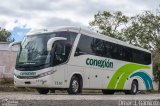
top-left (86, 58), bottom-right (113, 68)
top-left (20, 72), bottom-right (36, 76)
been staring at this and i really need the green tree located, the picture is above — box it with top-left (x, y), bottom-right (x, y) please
top-left (90, 11), bottom-right (160, 51)
top-left (0, 27), bottom-right (14, 42)
top-left (123, 11), bottom-right (160, 51)
top-left (89, 11), bottom-right (129, 41)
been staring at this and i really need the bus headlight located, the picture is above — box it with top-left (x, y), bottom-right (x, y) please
top-left (38, 70), bottom-right (56, 78)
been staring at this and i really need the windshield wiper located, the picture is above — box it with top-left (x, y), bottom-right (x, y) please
top-left (16, 63), bottom-right (49, 68)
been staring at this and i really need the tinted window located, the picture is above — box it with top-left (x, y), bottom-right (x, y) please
top-left (75, 35), bottom-right (94, 56)
top-left (144, 52), bottom-right (151, 65)
top-left (132, 49), bottom-right (151, 65)
top-left (52, 31), bottom-right (77, 66)
top-left (121, 46), bottom-right (132, 62)
top-left (91, 39), bottom-right (105, 56)
top-left (75, 34), bottom-right (151, 65)
top-left (111, 43), bottom-right (120, 59)
top-left (55, 31), bottom-right (77, 45)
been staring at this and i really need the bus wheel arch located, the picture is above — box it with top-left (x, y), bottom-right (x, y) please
top-left (67, 74), bottom-right (83, 94)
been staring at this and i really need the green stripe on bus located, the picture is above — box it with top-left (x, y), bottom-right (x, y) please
top-left (107, 64), bottom-right (150, 90)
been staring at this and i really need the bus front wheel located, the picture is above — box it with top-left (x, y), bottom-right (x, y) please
top-left (67, 76), bottom-right (80, 95)
top-left (37, 88), bottom-right (49, 94)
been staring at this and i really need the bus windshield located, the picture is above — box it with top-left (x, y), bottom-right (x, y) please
top-left (16, 33), bottom-right (56, 68)
top-left (16, 31), bottom-right (77, 71)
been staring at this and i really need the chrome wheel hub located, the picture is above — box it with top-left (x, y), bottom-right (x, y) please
top-left (133, 84), bottom-right (137, 93)
top-left (72, 80), bottom-right (79, 92)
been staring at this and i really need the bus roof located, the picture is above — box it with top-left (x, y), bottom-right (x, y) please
top-left (27, 26), bottom-right (151, 53)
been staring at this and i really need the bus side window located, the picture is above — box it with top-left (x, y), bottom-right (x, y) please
top-left (52, 42), bottom-right (66, 65)
top-left (110, 43), bottom-right (118, 59)
top-left (104, 41), bottom-right (111, 58)
top-left (75, 35), bottom-right (94, 56)
top-left (144, 52), bottom-right (151, 65)
top-left (52, 31), bottom-right (77, 66)
top-left (91, 38), bottom-right (104, 57)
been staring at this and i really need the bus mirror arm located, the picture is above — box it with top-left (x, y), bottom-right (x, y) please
top-left (8, 41), bottom-right (21, 52)
top-left (47, 37), bottom-right (67, 51)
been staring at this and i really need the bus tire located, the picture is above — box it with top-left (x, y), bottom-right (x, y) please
top-left (125, 80), bottom-right (138, 95)
top-left (102, 90), bottom-right (115, 95)
top-left (67, 76), bottom-right (80, 95)
top-left (37, 88), bottom-right (49, 94)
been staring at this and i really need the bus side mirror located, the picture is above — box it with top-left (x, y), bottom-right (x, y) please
top-left (8, 41), bottom-right (21, 51)
top-left (47, 37), bottom-right (67, 51)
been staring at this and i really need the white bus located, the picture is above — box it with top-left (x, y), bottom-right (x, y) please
top-left (9, 26), bottom-right (152, 95)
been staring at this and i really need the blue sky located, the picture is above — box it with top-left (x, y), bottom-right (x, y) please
top-left (11, 27), bottom-right (31, 41)
top-left (0, 0), bottom-right (159, 41)
top-left (8, 20), bottom-right (31, 41)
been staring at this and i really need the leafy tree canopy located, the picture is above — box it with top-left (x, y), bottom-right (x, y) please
top-left (89, 10), bottom-right (160, 52)
top-left (0, 27), bottom-right (14, 42)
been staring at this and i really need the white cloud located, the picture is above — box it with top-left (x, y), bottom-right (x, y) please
top-left (0, 16), bottom-right (27, 31)
top-left (0, 0), bottom-right (159, 31)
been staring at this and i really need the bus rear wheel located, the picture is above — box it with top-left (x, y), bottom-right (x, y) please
top-left (102, 90), bottom-right (115, 95)
top-left (67, 76), bottom-right (80, 95)
top-left (37, 88), bottom-right (49, 94)
top-left (125, 80), bottom-right (138, 95)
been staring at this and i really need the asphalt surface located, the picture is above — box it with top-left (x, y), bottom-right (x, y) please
top-left (0, 92), bottom-right (160, 106)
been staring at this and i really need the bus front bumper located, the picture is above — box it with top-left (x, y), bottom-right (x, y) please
top-left (14, 75), bottom-right (52, 88)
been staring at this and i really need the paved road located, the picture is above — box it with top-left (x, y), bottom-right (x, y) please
top-left (0, 92), bottom-right (160, 106)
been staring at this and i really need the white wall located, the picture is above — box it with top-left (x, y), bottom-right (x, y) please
top-left (0, 42), bottom-right (18, 81)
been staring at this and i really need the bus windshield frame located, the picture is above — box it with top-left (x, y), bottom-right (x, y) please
top-left (16, 31), bottom-right (77, 71)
